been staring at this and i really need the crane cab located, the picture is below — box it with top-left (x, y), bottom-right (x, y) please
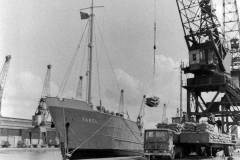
top-left (230, 38), bottom-right (239, 51)
top-left (188, 42), bottom-right (218, 72)
top-left (32, 114), bottom-right (42, 127)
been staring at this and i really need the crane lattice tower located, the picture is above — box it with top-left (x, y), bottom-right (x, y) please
top-left (176, 0), bottom-right (240, 133)
top-left (0, 55), bottom-right (11, 116)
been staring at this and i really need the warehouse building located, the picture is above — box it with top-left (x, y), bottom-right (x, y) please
top-left (0, 116), bottom-right (58, 148)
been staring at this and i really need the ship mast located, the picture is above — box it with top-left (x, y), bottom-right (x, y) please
top-left (87, 0), bottom-right (94, 104)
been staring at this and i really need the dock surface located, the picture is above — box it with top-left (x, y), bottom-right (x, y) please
top-left (0, 148), bottom-right (239, 160)
top-left (0, 148), bottom-right (62, 160)
top-left (81, 157), bottom-right (145, 160)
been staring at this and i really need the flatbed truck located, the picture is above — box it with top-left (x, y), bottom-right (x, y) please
top-left (144, 126), bottom-right (234, 160)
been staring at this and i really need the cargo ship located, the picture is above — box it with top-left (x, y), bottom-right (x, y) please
top-left (44, 0), bottom-right (143, 159)
top-left (45, 97), bottom-right (143, 159)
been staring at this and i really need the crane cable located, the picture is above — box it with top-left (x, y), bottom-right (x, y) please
top-left (153, 0), bottom-right (157, 77)
top-left (149, 0), bottom-right (157, 97)
top-left (58, 21), bottom-right (89, 97)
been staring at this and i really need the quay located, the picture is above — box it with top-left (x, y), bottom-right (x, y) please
top-left (81, 157), bottom-right (146, 160)
top-left (81, 157), bottom-right (233, 160)
top-left (0, 116), bottom-right (57, 147)
top-left (0, 148), bottom-right (62, 160)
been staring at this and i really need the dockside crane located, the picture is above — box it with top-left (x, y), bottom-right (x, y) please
top-left (33, 64), bottom-right (52, 127)
top-left (137, 95), bottom-right (146, 133)
top-left (31, 64), bottom-right (52, 146)
top-left (222, 0), bottom-right (240, 130)
top-left (41, 64), bottom-right (51, 98)
top-left (0, 55), bottom-right (11, 116)
top-left (223, 0), bottom-right (240, 77)
top-left (176, 0), bottom-right (240, 133)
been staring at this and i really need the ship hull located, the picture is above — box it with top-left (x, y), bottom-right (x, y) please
top-left (69, 149), bottom-right (142, 159)
top-left (45, 97), bottom-right (143, 159)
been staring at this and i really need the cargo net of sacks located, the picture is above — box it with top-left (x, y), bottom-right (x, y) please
top-left (182, 122), bottom-right (215, 132)
top-left (182, 122), bottom-right (196, 132)
top-left (209, 132), bottom-right (231, 144)
top-left (145, 96), bottom-right (160, 107)
top-left (156, 123), bottom-right (183, 134)
top-left (196, 122), bottom-right (214, 132)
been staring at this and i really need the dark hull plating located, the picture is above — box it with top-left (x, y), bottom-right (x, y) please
top-left (69, 149), bottom-right (143, 159)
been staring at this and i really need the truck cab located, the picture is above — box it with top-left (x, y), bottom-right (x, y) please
top-left (144, 129), bottom-right (175, 160)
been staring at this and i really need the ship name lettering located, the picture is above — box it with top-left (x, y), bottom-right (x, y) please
top-left (81, 117), bottom-right (97, 123)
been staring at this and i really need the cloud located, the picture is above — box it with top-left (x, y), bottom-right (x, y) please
top-left (1, 71), bottom-right (40, 117)
top-left (102, 54), bottom-right (183, 128)
top-left (115, 68), bottom-right (141, 93)
top-left (50, 81), bottom-right (59, 97)
top-left (142, 54), bottom-right (182, 128)
top-left (2, 71), bottom-right (59, 118)
top-left (145, 54), bottom-right (181, 102)
top-left (18, 71), bottom-right (42, 97)
top-left (156, 54), bottom-right (179, 72)
top-left (1, 53), bottom-right (181, 128)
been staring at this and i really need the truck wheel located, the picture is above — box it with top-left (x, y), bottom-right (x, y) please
top-left (224, 146), bottom-right (230, 156)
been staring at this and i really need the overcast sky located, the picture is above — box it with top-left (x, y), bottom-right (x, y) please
top-left (0, 0), bottom-right (238, 128)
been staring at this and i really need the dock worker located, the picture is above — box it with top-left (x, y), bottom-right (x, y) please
top-left (200, 146), bottom-right (207, 157)
top-left (216, 118), bottom-right (222, 132)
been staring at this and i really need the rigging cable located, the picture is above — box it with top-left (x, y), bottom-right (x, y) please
top-left (96, 21), bottom-right (120, 91)
top-left (68, 117), bottom-right (114, 156)
top-left (79, 35), bottom-right (88, 75)
top-left (74, 26), bottom-right (88, 99)
top-left (72, 27), bottom-right (88, 98)
top-left (58, 21), bottom-right (89, 97)
top-left (93, 24), bottom-right (103, 105)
